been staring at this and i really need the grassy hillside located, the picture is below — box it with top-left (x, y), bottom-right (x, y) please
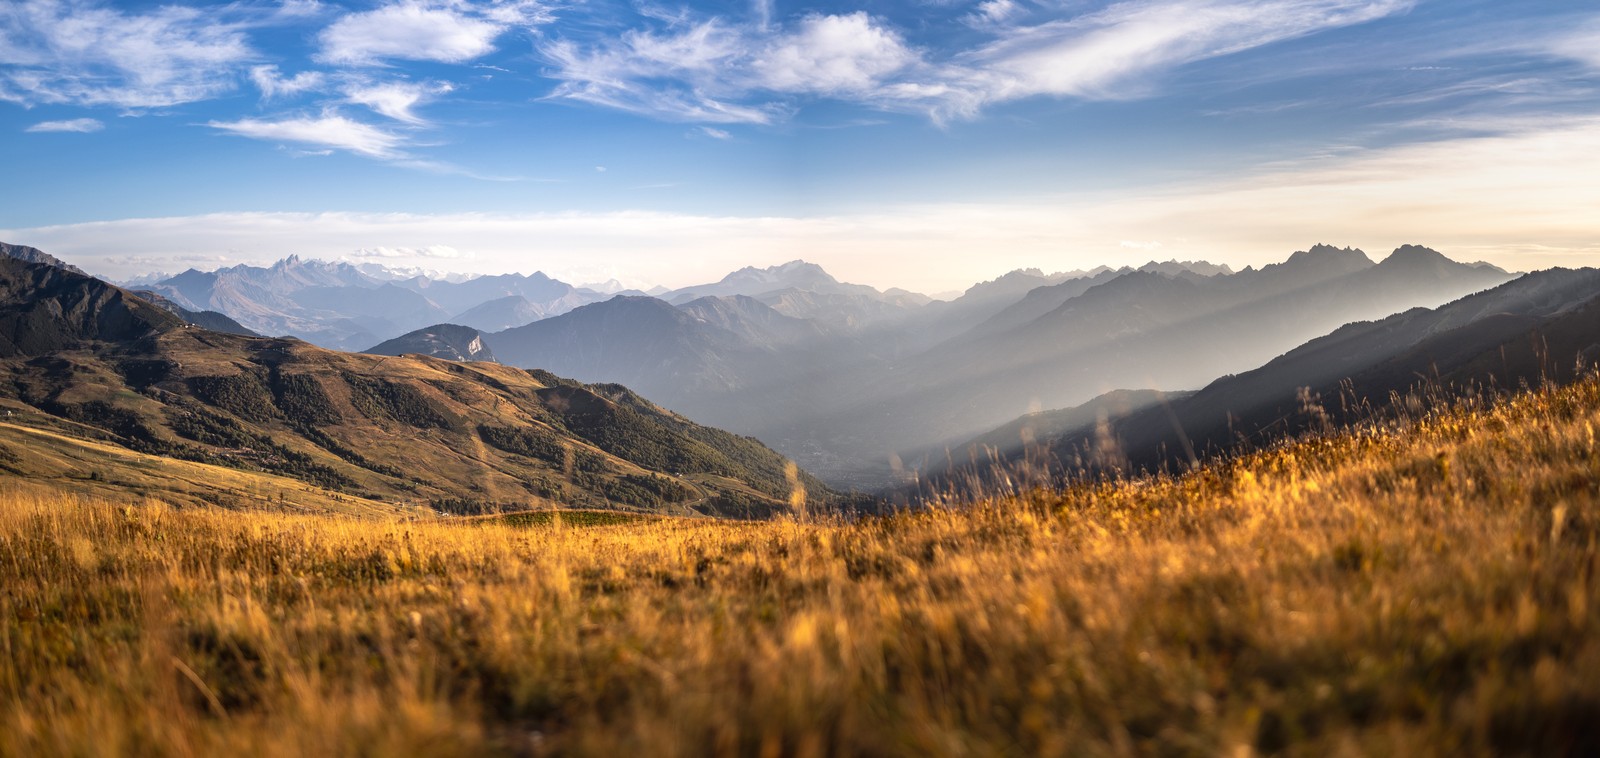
top-left (0, 328), bottom-right (830, 518)
top-left (4, 373), bottom-right (1599, 754)
top-left (0, 256), bottom-right (833, 518)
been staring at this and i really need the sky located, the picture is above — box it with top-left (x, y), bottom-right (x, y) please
top-left (0, 0), bottom-right (1598, 293)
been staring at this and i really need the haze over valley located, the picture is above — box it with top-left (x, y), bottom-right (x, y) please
top-left (99, 241), bottom-right (1513, 489)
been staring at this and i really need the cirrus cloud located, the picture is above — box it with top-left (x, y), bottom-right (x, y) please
top-left (538, 0), bottom-right (1416, 123)
top-left (343, 79), bottom-right (454, 123)
top-left (206, 114), bottom-right (407, 158)
top-left (0, 0), bottom-right (253, 108)
top-left (25, 117), bottom-right (103, 132)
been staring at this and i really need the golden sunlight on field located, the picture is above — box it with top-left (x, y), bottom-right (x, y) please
top-left (3, 378), bottom-right (1599, 756)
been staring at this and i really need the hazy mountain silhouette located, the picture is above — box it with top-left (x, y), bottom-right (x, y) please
top-left (112, 243), bottom-right (1525, 491)
top-left (131, 290), bottom-right (260, 337)
top-left (487, 296), bottom-right (754, 395)
top-left (664, 260), bottom-right (930, 333)
top-left (666, 260), bottom-right (868, 302)
top-left (139, 258), bottom-right (626, 350)
top-left (140, 257), bottom-right (447, 349)
top-left (394, 271), bottom-right (593, 316)
top-left (933, 267), bottom-right (1600, 486)
top-left (789, 245), bottom-right (1514, 487)
top-left (450, 295), bottom-right (546, 332)
top-left (677, 295), bottom-right (826, 345)
top-left (378, 247), bottom-right (1512, 490)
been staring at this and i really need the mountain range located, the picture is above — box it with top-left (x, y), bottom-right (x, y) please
top-left (927, 265), bottom-right (1600, 492)
top-left (132, 257), bottom-right (641, 351)
top-left (54, 241), bottom-right (1531, 492)
top-left (0, 254), bottom-right (832, 517)
top-left (372, 245), bottom-right (1508, 489)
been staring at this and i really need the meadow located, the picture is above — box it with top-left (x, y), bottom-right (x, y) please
top-left (2, 377), bottom-right (1599, 756)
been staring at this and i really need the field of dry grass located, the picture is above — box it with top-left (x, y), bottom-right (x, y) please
top-left (3, 376), bottom-right (1599, 756)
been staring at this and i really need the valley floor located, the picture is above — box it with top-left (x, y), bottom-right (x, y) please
top-left (3, 377), bottom-right (1600, 755)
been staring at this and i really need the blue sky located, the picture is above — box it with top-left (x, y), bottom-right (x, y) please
top-left (1, 0), bottom-right (1598, 291)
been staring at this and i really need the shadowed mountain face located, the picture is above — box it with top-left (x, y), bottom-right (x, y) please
top-left (929, 267), bottom-right (1600, 488)
top-left (488, 296), bottom-right (755, 394)
top-left (1, 242), bottom-right (87, 275)
top-left (0, 257), bottom-right (831, 517)
top-left (0, 258), bottom-right (181, 356)
top-left (451, 295), bottom-right (546, 333)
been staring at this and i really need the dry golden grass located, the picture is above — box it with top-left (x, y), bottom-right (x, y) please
top-left (3, 377), bottom-right (1600, 756)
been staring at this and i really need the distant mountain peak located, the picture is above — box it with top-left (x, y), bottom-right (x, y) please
top-left (1374, 245), bottom-right (1476, 274)
top-left (723, 259), bottom-right (836, 285)
top-left (1136, 259), bottom-right (1234, 277)
top-left (1383, 244), bottom-right (1449, 263)
top-left (1285, 244), bottom-right (1371, 266)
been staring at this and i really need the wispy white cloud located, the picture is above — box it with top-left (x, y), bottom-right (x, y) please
top-left (540, 0), bottom-right (1414, 123)
top-left (343, 79), bottom-right (454, 123)
top-left (541, 13), bottom-right (917, 123)
top-left (697, 126), bottom-right (732, 139)
top-left (964, 0), bottom-right (1022, 29)
top-left (541, 20), bottom-right (769, 123)
top-left (25, 117), bottom-right (103, 133)
top-left (0, 0), bottom-right (253, 108)
top-left (207, 114), bottom-right (407, 158)
top-left (913, 0), bottom-right (1418, 118)
top-left (250, 65), bottom-right (327, 99)
top-left (1547, 18), bottom-right (1600, 70)
top-left (754, 13), bottom-right (917, 95)
top-left (315, 1), bottom-right (545, 66)
top-left (981, 1), bottom-right (1411, 96)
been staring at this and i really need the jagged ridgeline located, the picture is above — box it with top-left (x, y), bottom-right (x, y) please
top-left (0, 257), bottom-right (832, 517)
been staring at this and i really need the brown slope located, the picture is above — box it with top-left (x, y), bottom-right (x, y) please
top-left (0, 259), bottom-right (831, 517)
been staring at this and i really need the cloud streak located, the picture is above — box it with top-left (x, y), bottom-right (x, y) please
top-left (207, 114), bottom-right (407, 158)
top-left (0, 0), bottom-right (253, 108)
top-left (25, 117), bottom-right (102, 132)
top-left (343, 80), bottom-right (453, 123)
top-left (539, 0), bottom-right (1416, 123)
top-left (250, 65), bottom-right (327, 99)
